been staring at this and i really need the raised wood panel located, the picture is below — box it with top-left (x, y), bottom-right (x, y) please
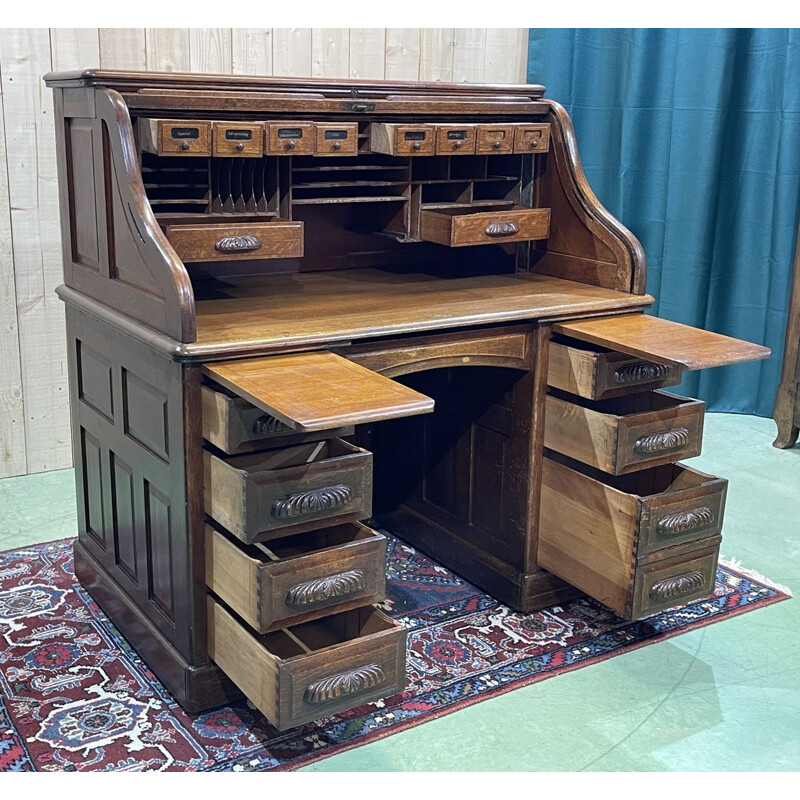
top-left (77, 340), bottom-right (114, 421)
top-left (81, 427), bottom-right (107, 550)
top-left (111, 452), bottom-right (138, 582)
top-left (122, 368), bottom-right (169, 462)
top-left (145, 481), bottom-right (175, 619)
top-left (1, 27), bottom-right (533, 476)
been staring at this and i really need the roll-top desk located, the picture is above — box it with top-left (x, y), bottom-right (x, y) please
top-left (44, 70), bottom-right (770, 730)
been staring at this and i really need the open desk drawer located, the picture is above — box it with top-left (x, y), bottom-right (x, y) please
top-left (206, 522), bottom-right (387, 632)
top-left (203, 351), bottom-right (434, 433)
top-left (204, 439), bottom-right (372, 542)
top-left (208, 599), bottom-right (406, 730)
top-left (539, 456), bottom-right (727, 619)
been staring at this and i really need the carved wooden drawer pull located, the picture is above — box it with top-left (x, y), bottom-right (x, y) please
top-left (252, 413), bottom-right (291, 435)
top-left (271, 484), bottom-right (353, 518)
top-left (215, 235), bottom-right (262, 253)
top-left (649, 570), bottom-right (706, 601)
top-left (657, 507), bottom-right (714, 536)
top-left (285, 570), bottom-right (366, 607)
top-left (304, 664), bottom-right (385, 704)
top-left (485, 221), bottom-right (519, 236)
top-left (634, 427), bottom-right (690, 454)
top-left (613, 362), bottom-right (671, 385)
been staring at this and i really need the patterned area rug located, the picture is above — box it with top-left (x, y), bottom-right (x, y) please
top-left (0, 535), bottom-right (790, 772)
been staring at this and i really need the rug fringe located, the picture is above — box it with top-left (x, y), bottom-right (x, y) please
top-left (719, 554), bottom-right (794, 596)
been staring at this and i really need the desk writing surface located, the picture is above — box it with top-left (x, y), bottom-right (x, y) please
top-left (191, 269), bottom-right (653, 356)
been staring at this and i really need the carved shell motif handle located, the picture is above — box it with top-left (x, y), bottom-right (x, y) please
top-left (215, 235), bottom-right (262, 253)
top-left (485, 221), bottom-right (519, 237)
top-left (285, 570), bottom-right (366, 607)
top-left (634, 427), bottom-right (690, 454)
top-left (657, 507), bottom-right (714, 536)
top-left (613, 362), bottom-right (671, 385)
top-left (304, 664), bottom-right (385, 704)
top-left (271, 484), bottom-right (352, 518)
top-left (649, 570), bottom-right (706, 601)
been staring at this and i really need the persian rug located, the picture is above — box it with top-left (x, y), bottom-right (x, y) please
top-left (0, 535), bottom-right (790, 772)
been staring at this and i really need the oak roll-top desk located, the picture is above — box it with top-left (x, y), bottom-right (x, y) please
top-left (44, 70), bottom-right (770, 730)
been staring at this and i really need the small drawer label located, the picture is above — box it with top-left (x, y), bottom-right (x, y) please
top-left (324, 130), bottom-right (349, 140)
top-left (404, 131), bottom-right (427, 141)
top-left (278, 128), bottom-right (304, 139)
top-left (170, 127), bottom-right (200, 139)
top-left (447, 131), bottom-right (468, 140)
top-left (225, 129), bottom-right (253, 141)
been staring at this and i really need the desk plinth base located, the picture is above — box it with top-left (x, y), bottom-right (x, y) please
top-left (378, 507), bottom-right (582, 613)
top-left (74, 540), bottom-right (240, 714)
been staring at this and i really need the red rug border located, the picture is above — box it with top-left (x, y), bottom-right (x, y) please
top-left (0, 537), bottom-right (790, 772)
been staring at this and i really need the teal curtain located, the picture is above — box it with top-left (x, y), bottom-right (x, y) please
top-left (528, 29), bottom-right (800, 415)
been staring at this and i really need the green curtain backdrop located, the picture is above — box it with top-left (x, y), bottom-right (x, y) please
top-left (527, 28), bottom-right (800, 416)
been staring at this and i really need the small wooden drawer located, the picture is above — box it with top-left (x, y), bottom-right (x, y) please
top-left (476, 124), bottom-right (515, 154)
top-left (206, 522), bottom-right (387, 633)
top-left (545, 390), bottom-right (705, 475)
top-left (212, 122), bottom-right (265, 157)
top-left (369, 123), bottom-right (435, 156)
top-left (632, 539), bottom-right (720, 618)
top-left (165, 221), bottom-right (303, 263)
top-left (201, 384), bottom-right (353, 454)
top-left (514, 123), bottom-right (551, 153)
top-left (435, 125), bottom-right (477, 155)
top-left (203, 438), bottom-right (372, 543)
top-left (539, 456), bottom-right (727, 619)
top-left (548, 337), bottom-right (682, 400)
top-left (140, 119), bottom-right (211, 156)
top-left (208, 599), bottom-right (406, 730)
top-left (419, 205), bottom-right (550, 247)
top-left (266, 122), bottom-right (315, 155)
top-left (315, 123), bottom-right (359, 156)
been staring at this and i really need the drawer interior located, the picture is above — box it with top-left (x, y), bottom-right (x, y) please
top-left (252, 606), bottom-right (396, 658)
top-left (218, 438), bottom-right (356, 474)
top-left (548, 387), bottom-right (694, 417)
top-left (245, 522), bottom-right (380, 562)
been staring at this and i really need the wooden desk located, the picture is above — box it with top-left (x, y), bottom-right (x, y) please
top-left (45, 70), bottom-right (769, 729)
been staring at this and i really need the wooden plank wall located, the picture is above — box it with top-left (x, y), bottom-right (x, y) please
top-left (0, 27), bottom-right (529, 478)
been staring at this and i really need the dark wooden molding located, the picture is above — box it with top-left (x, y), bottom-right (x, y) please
top-left (271, 484), bottom-right (354, 519)
top-left (657, 507), bottom-right (715, 536)
top-left (613, 362), bottom-right (671, 384)
top-left (649, 570), bottom-right (706, 601)
top-left (285, 570), bottom-right (367, 607)
top-left (634, 428), bottom-right (691, 454)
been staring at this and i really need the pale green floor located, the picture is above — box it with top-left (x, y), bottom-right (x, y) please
top-left (1, 414), bottom-right (798, 771)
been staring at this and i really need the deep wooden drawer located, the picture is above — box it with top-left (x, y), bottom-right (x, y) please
top-left (212, 121), bottom-right (264, 157)
top-left (201, 384), bottom-right (354, 454)
top-left (514, 123), bottom-right (551, 153)
top-left (548, 337), bottom-right (682, 400)
top-left (266, 121), bottom-right (315, 155)
top-left (140, 119), bottom-right (211, 156)
top-left (435, 125), bottom-right (477, 155)
top-left (476, 124), bottom-right (515, 154)
top-left (203, 439), bottom-right (372, 543)
top-left (544, 390), bottom-right (704, 475)
top-left (165, 221), bottom-right (303, 263)
top-left (419, 205), bottom-right (551, 248)
top-left (208, 599), bottom-right (406, 730)
top-left (206, 522), bottom-right (387, 633)
top-left (539, 456), bottom-right (726, 619)
top-left (315, 123), bottom-right (359, 155)
top-left (369, 123), bottom-right (436, 156)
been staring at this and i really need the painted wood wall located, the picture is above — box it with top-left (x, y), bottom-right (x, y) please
top-left (0, 27), bottom-right (529, 478)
